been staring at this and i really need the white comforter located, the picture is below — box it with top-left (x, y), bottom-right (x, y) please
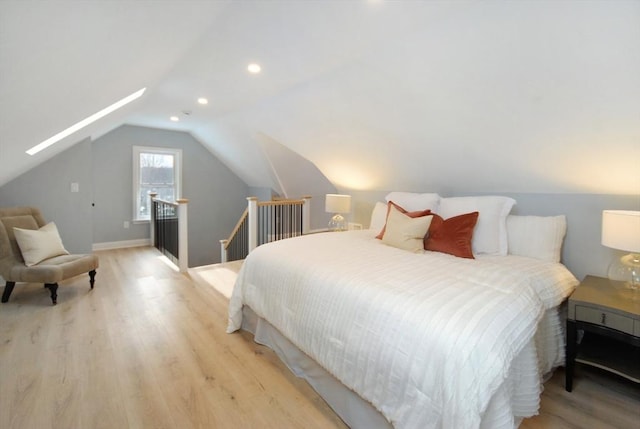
top-left (227, 230), bottom-right (578, 428)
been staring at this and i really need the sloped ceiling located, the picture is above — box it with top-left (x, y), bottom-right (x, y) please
top-left (1, 1), bottom-right (639, 195)
top-left (257, 132), bottom-right (337, 198)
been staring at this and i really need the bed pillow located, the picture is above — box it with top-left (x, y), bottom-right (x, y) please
top-left (13, 222), bottom-right (69, 267)
top-left (376, 201), bottom-right (432, 239)
top-left (382, 204), bottom-right (433, 253)
top-left (507, 215), bottom-right (567, 263)
top-left (438, 196), bottom-right (515, 256)
top-left (369, 202), bottom-right (388, 232)
top-left (424, 212), bottom-right (479, 259)
top-left (385, 192), bottom-right (441, 212)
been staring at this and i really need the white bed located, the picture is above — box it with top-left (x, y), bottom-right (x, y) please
top-left (228, 229), bottom-right (578, 428)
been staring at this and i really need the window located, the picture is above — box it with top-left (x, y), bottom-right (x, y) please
top-left (133, 146), bottom-right (182, 221)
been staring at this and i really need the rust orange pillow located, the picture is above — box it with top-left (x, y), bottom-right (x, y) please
top-left (423, 211), bottom-right (479, 259)
top-left (376, 201), bottom-right (432, 239)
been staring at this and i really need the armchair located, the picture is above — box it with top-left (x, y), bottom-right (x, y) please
top-left (0, 207), bottom-right (98, 305)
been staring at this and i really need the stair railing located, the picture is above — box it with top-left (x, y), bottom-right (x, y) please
top-left (149, 192), bottom-right (189, 272)
top-left (220, 196), bottom-right (311, 263)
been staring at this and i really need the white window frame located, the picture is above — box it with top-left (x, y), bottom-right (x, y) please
top-left (132, 146), bottom-right (182, 222)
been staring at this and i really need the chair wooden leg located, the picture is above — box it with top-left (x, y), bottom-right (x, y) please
top-left (1, 281), bottom-right (16, 303)
top-left (44, 283), bottom-right (58, 305)
top-left (89, 270), bottom-right (97, 289)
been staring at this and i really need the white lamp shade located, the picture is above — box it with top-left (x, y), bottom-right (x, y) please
top-left (602, 210), bottom-right (640, 253)
top-left (325, 194), bottom-right (351, 214)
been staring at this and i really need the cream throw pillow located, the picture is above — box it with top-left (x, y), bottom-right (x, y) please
top-left (13, 222), bottom-right (69, 266)
top-left (382, 204), bottom-right (433, 253)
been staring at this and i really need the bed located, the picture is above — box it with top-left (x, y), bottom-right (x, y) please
top-left (227, 194), bottom-right (579, 428)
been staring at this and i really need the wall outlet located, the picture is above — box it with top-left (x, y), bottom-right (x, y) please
top-left (124, 221), bottom-right (130, 229)
top-left (70, 182), bottom-right (79, 193)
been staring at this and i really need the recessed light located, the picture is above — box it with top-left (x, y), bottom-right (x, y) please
top-left (197, 97), bottom-right (208, 105)
top-left (170, 116), bottom-right (179, 122)
top-left (247, 63), bottom-right (261, 74)
top-left (26, 87), bottom-right (146, 156)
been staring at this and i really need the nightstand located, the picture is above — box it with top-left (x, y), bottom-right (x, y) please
top-left (565, 275), bottom-right (640, 392)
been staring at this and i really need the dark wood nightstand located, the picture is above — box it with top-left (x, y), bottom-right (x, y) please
top-left (566, 275), bottom-right (640, 392)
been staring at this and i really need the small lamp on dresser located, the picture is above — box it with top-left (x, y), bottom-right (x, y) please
top-left (601, 210), bottom-right (640, 289)
top-left (325, 194), bottom-right (351, 232)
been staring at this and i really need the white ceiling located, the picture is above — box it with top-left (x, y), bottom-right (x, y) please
top-left (1, 0), bottom-right (639, 195)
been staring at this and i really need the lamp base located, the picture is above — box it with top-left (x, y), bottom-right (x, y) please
top-left (608, 253), bottom-right (640, 290)
top-left (328, 214), bottom-right (347, 232)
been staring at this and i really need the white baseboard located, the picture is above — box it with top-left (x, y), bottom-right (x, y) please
top-left (92, 238), bottom-right (150, 251)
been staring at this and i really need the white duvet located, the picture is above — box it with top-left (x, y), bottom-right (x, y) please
top-left (227, 230), bottom-right (578, 428)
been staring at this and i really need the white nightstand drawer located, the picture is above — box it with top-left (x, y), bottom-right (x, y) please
top-left (575, 305), bottom-right (634, 335)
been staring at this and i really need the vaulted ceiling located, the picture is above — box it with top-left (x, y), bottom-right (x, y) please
top-left (1, 1), bottom-right (639, 195)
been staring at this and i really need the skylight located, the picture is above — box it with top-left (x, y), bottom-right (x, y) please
top-left (26, 87), bottom-right (147, 156)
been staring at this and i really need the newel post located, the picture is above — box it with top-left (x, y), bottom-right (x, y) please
top-left (177, 198), bottom-right (189, 272)
top-left (247, 197), bottom-right (258, 253)
top-left (302, 195), bottom-right (311, 235)
top-left (220, 239), bottom-right (228, 263)
top-left (149, 192), bottom-right (158, 247)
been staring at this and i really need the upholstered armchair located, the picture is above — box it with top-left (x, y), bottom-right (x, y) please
top-left (0, 207), bottom-right (98, 305)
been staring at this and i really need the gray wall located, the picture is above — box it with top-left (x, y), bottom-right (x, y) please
top-left (348, 190), bottom-right (640, 282)
top-left (1, 125), bottom-right (250, 267)
top-left (92, 125), bottom-right (249, 266)
top-left (0, 138), bottom-right (94, 253)
top-left (248, 186), bottom-right (278, 202)
top-left (308, 196), bottom-right (334, 232)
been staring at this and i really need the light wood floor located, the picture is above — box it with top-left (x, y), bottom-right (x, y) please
top-left (1, 247), bottom-right (638, 429)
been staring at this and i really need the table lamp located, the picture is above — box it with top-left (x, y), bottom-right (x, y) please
top-left (325, 194), bottom-right (351, 232)
top-left (601, 210), bottom-right (640, 289)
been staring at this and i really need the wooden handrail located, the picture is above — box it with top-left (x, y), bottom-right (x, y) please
top-left (152, 197), bottom-right (179, 206)
top-left (223, 208), bottom-right (248, 250)
top-left (257, 199), bottom-right (304, 207)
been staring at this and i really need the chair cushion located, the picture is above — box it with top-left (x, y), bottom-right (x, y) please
top-left (9, 253), bottom-right (99, 283)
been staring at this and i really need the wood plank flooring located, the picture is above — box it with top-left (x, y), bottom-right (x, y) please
top-left (1, 246), bottom-right (638, 428)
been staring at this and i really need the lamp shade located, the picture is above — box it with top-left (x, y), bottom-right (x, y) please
top-left (325, 194), bottom-right (351, 214)
top-left (602, 210), bottom-right (640, 253)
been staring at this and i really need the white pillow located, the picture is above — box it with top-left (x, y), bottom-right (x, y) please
top-left (385, 192), bottom-right (441, 212)
top-left (438, 196), bottom-right (516, 255)
top-left (369, 201), bottom-right (388, 232)
top-left (382, 204), bottom-right (433, 253)
top-left (507, 215), bottom-right (567, 263)
top-left (13, 222), bottom-right (69, 267)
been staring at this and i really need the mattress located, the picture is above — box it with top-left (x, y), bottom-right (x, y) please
top-left (228, 230), bottom-right (578, 428)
